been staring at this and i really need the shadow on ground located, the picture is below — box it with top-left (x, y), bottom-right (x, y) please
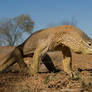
top-left (0, 51), bottom-right (92, 92)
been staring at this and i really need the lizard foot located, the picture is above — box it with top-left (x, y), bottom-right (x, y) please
top-left (29, 64), bottom-right (39, 76)
top-left (20, 67), bottom-right (31, 74)
top-left (68, 71), bottom-right (80, 80)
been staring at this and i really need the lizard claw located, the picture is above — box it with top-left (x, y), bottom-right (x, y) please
top-left (68, 71), bottom-right (80, 79)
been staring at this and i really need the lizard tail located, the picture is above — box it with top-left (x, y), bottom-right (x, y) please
top-left (0, 51), bottom-right (16, 72)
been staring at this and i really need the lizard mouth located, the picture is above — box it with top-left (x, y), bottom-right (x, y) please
top-left (75, 51), bottom-right (82, 54)
top-left (86, 50), bottom-right (92, 55)
top-left (81, 48), bottom-right (92, 55)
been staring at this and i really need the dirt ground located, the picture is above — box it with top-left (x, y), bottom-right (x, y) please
top-left (0, 47), bottom-right (92, 92)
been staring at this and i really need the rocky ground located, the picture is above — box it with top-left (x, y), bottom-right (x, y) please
top-left (0, 47), bottom-right (92, 92)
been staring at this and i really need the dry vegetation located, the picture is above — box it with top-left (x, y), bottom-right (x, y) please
top-left (0, 47), bottom-right (92, 92)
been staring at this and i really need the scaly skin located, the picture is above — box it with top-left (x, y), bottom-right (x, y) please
top-left (0, 25), bottom-right (92, 77)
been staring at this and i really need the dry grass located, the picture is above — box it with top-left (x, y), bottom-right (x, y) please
top-left (0, 49), bottom-right (92, 91)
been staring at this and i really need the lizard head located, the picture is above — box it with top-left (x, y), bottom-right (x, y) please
top-left (61, 25), bottom-right (92, 55)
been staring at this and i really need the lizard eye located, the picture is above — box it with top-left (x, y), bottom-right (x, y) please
top-left (88, 43), bottom-right (91, 46)
top-left (87, 41), bottom-right (92, 46)
top-left (81, 40), bottom-right (92, 47)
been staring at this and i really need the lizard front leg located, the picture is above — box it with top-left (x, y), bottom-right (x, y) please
top-left (62, 46), bottom-right (79, 78)
top-left (62, 46), bottom-right (73, 75)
